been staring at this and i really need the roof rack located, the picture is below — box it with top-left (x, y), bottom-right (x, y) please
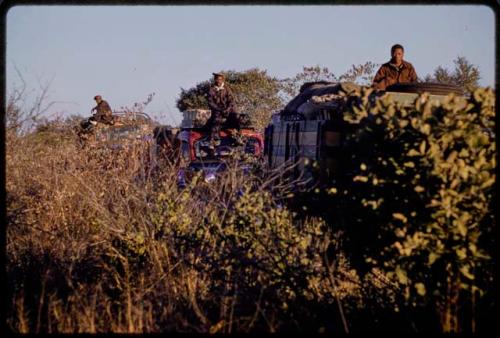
top-left (113, 111), bottom-right (152, 121)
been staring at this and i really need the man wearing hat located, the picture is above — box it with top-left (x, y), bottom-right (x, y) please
top-left (79, 95), bottom-right (114, 132)
top-left (205, 72), bottom-right (240, 148)
top-left (90, 95), bottom-right (114, 125)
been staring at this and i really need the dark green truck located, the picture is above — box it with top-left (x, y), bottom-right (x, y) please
top-left (264, 82), bottom-right (466, 187)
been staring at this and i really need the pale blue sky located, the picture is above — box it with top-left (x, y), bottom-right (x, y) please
top-left (6, 5), bottom-right (495, 126)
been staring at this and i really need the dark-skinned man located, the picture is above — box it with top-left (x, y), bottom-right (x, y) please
top-left (90, 95), bottom-right (114, 125)
top-left (372, 44), bottom-right (418, 90)
top-left (80, 95), bottom-right (114, 132)
top-left (205, 72), bottom-right (242, 149)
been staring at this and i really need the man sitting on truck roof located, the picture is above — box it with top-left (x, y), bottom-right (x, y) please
top-left (80, 95), bottom-right (114, 132)
top-left (372, 44), bottom-right (418, 90)
top-left (91, 95), bottom-right (114, 125)
top-left (205, 72), bottom-right (242, 149)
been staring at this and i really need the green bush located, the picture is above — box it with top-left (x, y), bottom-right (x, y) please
top-left (6, 131), bottom-right (363, 333)
top-left (334, 87), bottom-right (495, 332)
top-left (150, 169), bottom-right (363, 332)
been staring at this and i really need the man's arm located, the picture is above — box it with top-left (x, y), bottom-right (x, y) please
top-left (101, 101), bottom-right (112, 114)
top-left (408, 64), bottom-right (418, 82)
top-left (224, 87), bottom-right (236, 113)
top-left (372, 66), bottom-right (387, 90)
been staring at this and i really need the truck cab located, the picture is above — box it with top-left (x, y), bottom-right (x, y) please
top-left (175, 125), bottom-right (264, 186)
top-left (78, 111), bottom-right (156, 150)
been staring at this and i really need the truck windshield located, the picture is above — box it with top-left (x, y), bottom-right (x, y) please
top-left (194, 135), bottom-right (261, 160)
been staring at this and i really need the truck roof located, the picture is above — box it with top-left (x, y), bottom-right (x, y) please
top-left (283, 81), bottom-right (466, 116)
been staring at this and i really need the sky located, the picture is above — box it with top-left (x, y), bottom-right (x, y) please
top-left (6, 5), bottom-right (496, 126)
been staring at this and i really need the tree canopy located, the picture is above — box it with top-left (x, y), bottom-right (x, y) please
top-left (279, 62), bottom-right (378, 102)
top-left (176, 58), bottom-right (483, 130)
top-left (424, 56), bottom-right (481, 93)
top-left (176, 68), bottom-right (283, 130)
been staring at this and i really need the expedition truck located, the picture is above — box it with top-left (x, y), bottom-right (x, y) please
top-left (154, 110), bottom-right (264, 186)
top-left (175, 126), bottom-right (264, 186)
top-left (264, 82), bottom-right (466, 188)
top-left (77, 111), bottom-right (156, 149)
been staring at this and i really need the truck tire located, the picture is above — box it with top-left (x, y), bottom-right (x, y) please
top-left (299, 81), bottom-right (332, 93)
top-left (385, 82), bottom-right (463, 95)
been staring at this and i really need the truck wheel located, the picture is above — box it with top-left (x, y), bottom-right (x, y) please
top-left (385, 82), bottom-right (463, 95)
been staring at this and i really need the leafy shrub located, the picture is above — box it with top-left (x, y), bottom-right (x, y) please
top-left (333, 87), bottom-right (495, 332)
top-left (6, 127), bottom-right (362, 333)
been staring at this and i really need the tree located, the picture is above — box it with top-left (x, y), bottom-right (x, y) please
top-left (176, 68), bottom-right (283, 130)
top-left (279, 62), bottom-right (378, 102)
top-left (279, 66), bottom-right (338, 102)
top-left (6, 67), bottom-right (59, 136)
top-left (424, 56), bottom-right (481, 92)
top-left (338, 61), bottom-right (378, 85)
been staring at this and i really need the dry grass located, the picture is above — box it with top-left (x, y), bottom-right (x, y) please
top-left (6, 124), bottom-right (373, 333)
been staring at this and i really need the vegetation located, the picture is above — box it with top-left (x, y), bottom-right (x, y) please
top-left (176, 63), bottom-right (378, 131)
top-left (279, 62), bottom-right (378, 102)
top-left (6, 120), bottom-right (371, 332)
top-left (175, 56), bottom-right (480, 133)
top-left (176, 68), bottom-right (282, 131)
top-left (424, 56), bottom-right (481, 93)
top-left (6, 57), bottom-right (494, 333)
top-left (302, 86), bottom-right (495, 333)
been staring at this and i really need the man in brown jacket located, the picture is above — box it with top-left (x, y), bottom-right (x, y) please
top-left (205, 72), bottom-right (240, 147)
top-left (372, 44), bottom-right (418, 90)
top-left (90, 95), bottom-right (114, 125)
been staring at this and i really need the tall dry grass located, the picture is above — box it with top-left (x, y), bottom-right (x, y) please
top-left (6, 123), bottom-right (376, 333)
